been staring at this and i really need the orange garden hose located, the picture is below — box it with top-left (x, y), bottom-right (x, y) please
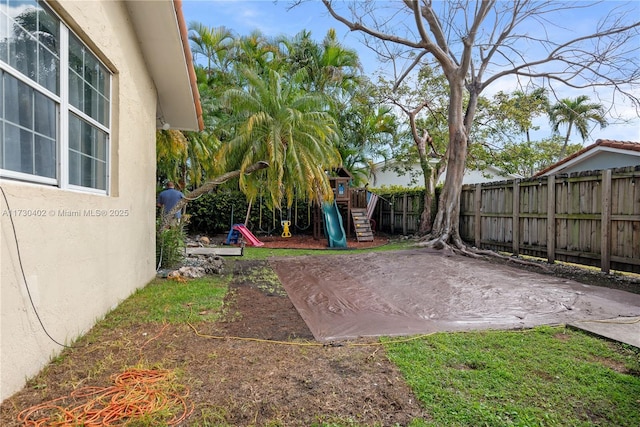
top-left (17, 368), bottom-right (193, 426)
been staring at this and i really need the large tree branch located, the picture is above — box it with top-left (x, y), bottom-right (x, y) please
top-left (161, 161), bottom-right (269, 229)
top-left (322, 0), bottom-right (422, 49)
top-left (458, 0), bottom-right (494, 81)
top-left (482, 20), bottom-right (640, 93)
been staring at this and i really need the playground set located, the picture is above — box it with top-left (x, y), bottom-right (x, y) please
top-left (225, 168), bottom-right (378, 249)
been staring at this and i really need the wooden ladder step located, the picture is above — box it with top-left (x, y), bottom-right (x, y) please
top-left (350, 208), bottom-right (373, 242)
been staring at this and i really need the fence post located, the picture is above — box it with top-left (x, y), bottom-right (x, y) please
top-left (547, 175), bottom-right (556, 264)
top-left (601, 169), bottom-right (612, 273)
top-left (474, 184), bottom-right (481, 247)
top-left (402, 193), bottom-right (408, 235)
top-left (390, 196), bottom-right (395, 234)
top-left (512, 179), bottom-right (520, 256)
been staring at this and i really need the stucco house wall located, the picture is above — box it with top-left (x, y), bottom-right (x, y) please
top-left (534, 139), bottom-right (640, 177)
top-left (1, 0), bottom-right (198, 401)
top-left (558, 151), bottom-right (639, 174)
top-left (370, 161), bottom-right (520, 188)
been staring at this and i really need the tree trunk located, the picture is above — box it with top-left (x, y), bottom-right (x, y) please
top-left (429, 128), bottom-right (467, 246)
top-left (416, 135), bottom-right (435, 235)
top-left (244, 198), bottom-right (253, 227)
top-left (418, 163), bottom-right (435, 235)
top-left (420, 82), bottom-right (468, 248)
top-left (559, 122), bottom-right (573, 159)
top-left (417, 158), bottom-right (445, 235)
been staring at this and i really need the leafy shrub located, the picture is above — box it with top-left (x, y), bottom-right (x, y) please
top-left (186, 190), bottom-right (313, 236)
top-left (156, 222), bottom-right (185, 269)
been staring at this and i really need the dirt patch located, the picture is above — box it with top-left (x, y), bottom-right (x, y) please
top-left (0, 256), bottom-right (428, 426)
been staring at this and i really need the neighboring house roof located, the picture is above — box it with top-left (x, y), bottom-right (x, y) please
top-left (126, 0), bottom-right (203, 131)
top-left (534, 139), bottom-right (640, 177)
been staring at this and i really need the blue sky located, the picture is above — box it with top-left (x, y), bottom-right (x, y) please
top-left (181, 0), bottom-right (640, 145)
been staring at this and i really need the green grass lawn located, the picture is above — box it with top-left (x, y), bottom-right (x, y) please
top-left (240, 238), bottom-right (412, 260)
top-left (384, 327), bottom-right (640, 427)
top-left (101, 276), bottom-right (229, 326)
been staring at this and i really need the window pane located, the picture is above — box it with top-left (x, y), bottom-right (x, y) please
top-left (4, 74), bottom-right (34, 132)
top-left (68, 70), bottom-right (81, 110)
top-left (68, 112), bottom-right (80, 151)
top-left (84, 84), bottom-right (96, 119)
top-left (38, 44), bottom-right (57, 93)
top-left (34, 134), bottom-right (54, 178)
top-left (3, 72), bottom-right (18, 123)
top-left (69, 32), bottom-right (109, 125)
top-left (0, 71), bottom-right (3, 117)
top-left (5, 1), bottom-right (59, 94)
top-left (84, 53), bottom-right (98, 88)
top-left (0, 6), bottom-right (8, 63)
top-left (17, 81), bottom-right (32, 128)
top-left (38, 5), bottom-right (58, 50)
top-left (95, 158), bottom-right (106, 190)
top-left (68, 34), bottom-right (83, 76)
top-left (68, 113), bottom-right (107, 190)
top-left (34, 90), bottom-right (55, 138)
top-left (1, 72), bottom-right (56, 179)
top-left (9, 31), bottom-right (36, 82)
top-left (81, 119), bottom-right (94, 156)
top-left (4, 125), bottom-right (33, 174)
top-left (81, 151), bottom-right (92, 187)
top-left (3, 123), bottom-right (21, 171)
top-left (96, 127), bottom-right (107, 159)
top-left (68, 149), bottom-right (79, 185)
top-left (97, 66), bottom-right (109, 97)
top-left (37, 5), bottom-right (58, 92)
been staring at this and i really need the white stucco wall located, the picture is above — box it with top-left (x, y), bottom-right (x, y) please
top-left (556, 152), bottom-right (640, 175)
top-left (370, 162), bottom-right (518, 188)
top-left (1, 0), bottom-right (157, 401)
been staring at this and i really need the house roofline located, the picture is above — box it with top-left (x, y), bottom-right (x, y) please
top-left (126, 0), bottom-right (202, 131)
top-left (173, 0), bottom-right (203, 131)
top-left (534, 139), bottom-right (640, 177)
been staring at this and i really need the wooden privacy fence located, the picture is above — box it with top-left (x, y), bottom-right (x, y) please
top-left (372, 192), bottom-right (423, 235)
top-left (460, 166), bottom-right (640, 274)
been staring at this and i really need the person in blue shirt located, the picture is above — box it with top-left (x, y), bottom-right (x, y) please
top-left (157, 181), bottom-right (184, 224)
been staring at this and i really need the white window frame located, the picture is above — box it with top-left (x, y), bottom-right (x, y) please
top-left (0, 0), bottom-right (112, 195)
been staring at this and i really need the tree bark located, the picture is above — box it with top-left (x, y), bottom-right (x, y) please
top-left (417, 157), bottom-right (445, 235)
top-left (420, 81), bottom-right (468, 248)
top-left (417, 160), bottom-right (435, 235)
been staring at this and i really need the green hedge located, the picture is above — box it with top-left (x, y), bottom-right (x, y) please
top-left (185, 190), bottom-right (313, 236)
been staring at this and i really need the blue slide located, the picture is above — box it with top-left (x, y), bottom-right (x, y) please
top-left (322, 200), bottom-right (347, 248)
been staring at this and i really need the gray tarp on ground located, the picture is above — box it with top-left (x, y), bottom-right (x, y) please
top-left (270, 248), bottom-right (640, 342)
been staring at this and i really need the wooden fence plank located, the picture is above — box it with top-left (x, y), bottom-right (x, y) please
top-left (547, 175), bottom-right (556, 264)
top-left (475, 184), bottom-right (481, 247)
top-left (601, 169), bottom-right (612, 273)
top-left (513, 179), bottom-right (520, 255)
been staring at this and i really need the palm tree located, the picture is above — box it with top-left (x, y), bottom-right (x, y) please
top-left (156, 129), bottom-right (220, 190)
top-left (188, 23), bottom-right (234, 75)
top-left (279, 29), bottom-right (360, 96)
top-left (235, 30), bottom-right (281, 73)
top-left (549, 95), bottom-right (607, 158)
top-left (217, 66), bottom-right (342, 209)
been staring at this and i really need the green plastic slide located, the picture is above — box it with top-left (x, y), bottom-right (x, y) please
top-left (322, 200), bottom-right (347, 248)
